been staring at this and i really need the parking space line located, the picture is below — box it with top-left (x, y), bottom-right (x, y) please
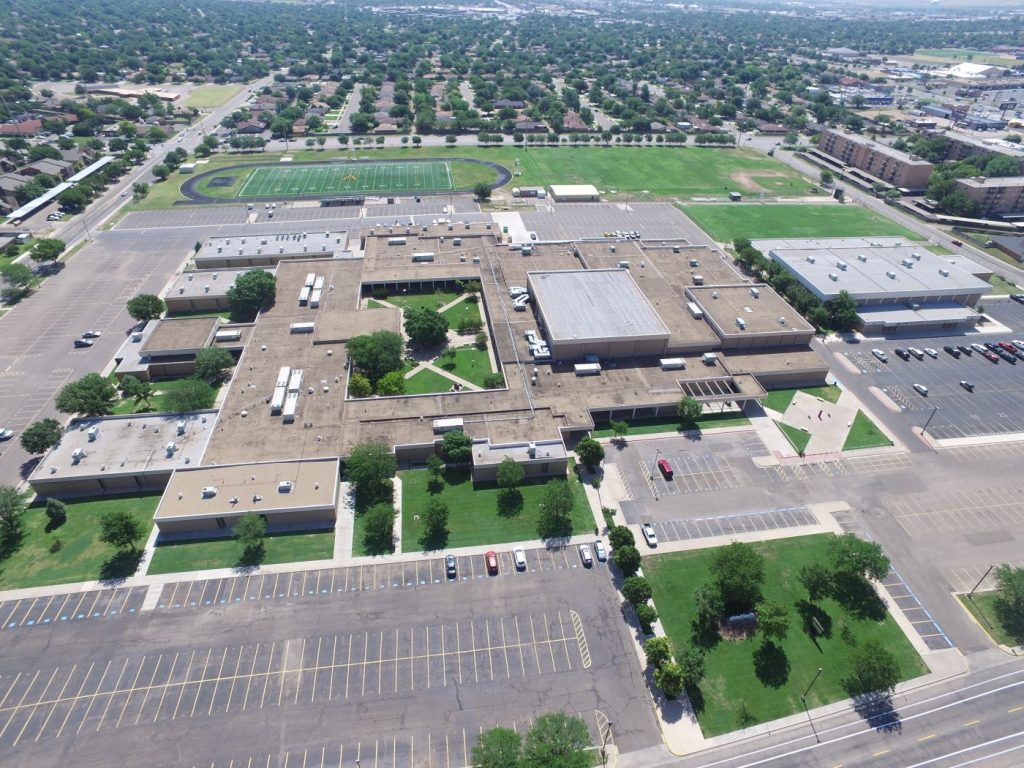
top-left (208, 647), bottom-right (229, 716)
top-left (172, 650), bottom-right (197, 720)
top-left (259, 643), bottom-right (275, 710)
top-left (278, 639), bottom-right (292, 707)
top-left (76, 660), bottom-right (111, 734)
top-left (12, 666), bottom-right (59, 746)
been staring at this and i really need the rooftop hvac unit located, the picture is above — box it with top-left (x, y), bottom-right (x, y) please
top-left (203, 285), bottom-right (210, 293)
top-left (165, 442), bottom-right (176, 456)
top-left (779, 316), bottom-right (787, 325)
top-left (688, 259), bottom-right (699, 268)
top-left (212, 273), bottom-right (218, 280)
top-left (617, 260), bottom-right (630, 269)
top-left (736, 317), bottom-right (746, 330)
top-left (901, 258), bottom-right (914, 268)
top-left (807, 255), bottom-right (816, 263)
top-left (939, 268), bottom-right (950, 277)
top-left (177, 420), bottom-right (186, 435)
top-left (911, 252), bottom-right (922, 261)
top-left (71, 448), bottom-right (86, 463)
top-left (750, 287), bottom-right (760, 298)
top-left (87, 427), bottom-right (99, 442)
top-left (260, 239), bottom-right (268, 245)
top-left (188, 274), bottom-right (194, 281)
top-left (836, 260), bottom-right (848, 270)
top-left (528, 442), bottom-right (537, 458)
top-left (278, 481), bottom-right (293, 493)
top-left (178, 287), bottom-right (185, 294)
top-left (857, 253), bottom-right (868, 262)
top-left (201, 486), bottom-right (217, 498)
top-left (828, 272), bottom-right (839, 281)
top-left (886, 270), bottom-right (897, 279)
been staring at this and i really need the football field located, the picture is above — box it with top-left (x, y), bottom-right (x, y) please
top-left (236, 161), bottom-right (455, 197)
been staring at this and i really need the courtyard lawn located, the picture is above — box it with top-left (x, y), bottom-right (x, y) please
top-left (405, 367), bottom-right (456, 395)
top-left (147, 530), bottom-right (334, 574)
top-left (776, 421), bottom-right (811, 454)
top-left (591, 412), bottom-right (750, 438)
top-left (842, 410), bottom-right (892, 451)
top-left (0, 494), bottom-right (160, 589)
top-left (442, 298), bottom-right (482, 328)
top-left (645, 535), bottom-right (927, 737)
top-left (384, 290), bottom-right (462, 312)
top-left (366, 299), bottom-right (389, 309)
top-left (958, 592), bottom-right (1022, 648)
top-left (110, 376), bottom-right (218, 415)
top-left (681, 203), bottom-right (923, 242)
top-left (400, 467), bottom-right (594, 552)
top-left (762, 385), bottom-right (842, 414)
top-left (437, 345), bottom-right (494, 387)
top-left (185, 84), bottom-right (244, 109)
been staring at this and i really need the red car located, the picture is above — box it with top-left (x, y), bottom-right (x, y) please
top-left (485, 550), bottom-right (499, 575)
top-left (657, 458), bottom-right (673, 479)
top-left (982, 350), bottom-right (1000, 363)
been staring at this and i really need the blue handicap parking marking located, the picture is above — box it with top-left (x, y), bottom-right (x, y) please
top-left (110, 610), bottom-right (118, 615)
top-left (43, 618), bottom-right (50, 624)
top-left (174, 603), bottom-right (181, 608)
top-left (93, 612), bottom-right (100, 617)
top-left (205, 600), bottom-right (212, 605)
top-left (190, 601), bottom-right (197, 606)
top-left (26, 620), bottom-right (34, 626)
top-left (129, 608), bottom-right (135, 613)
top-left (60, 616), bottom-right (67, 621)
top-left (76, 614), bottom-right (84, 619)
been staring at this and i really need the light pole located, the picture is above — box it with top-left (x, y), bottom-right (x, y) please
top-left (601, 720), bottom-right (614, 765)
top-left (921, 405), bottom-right (939, 436)
top-left (800, 667), bottom-right (824, 743)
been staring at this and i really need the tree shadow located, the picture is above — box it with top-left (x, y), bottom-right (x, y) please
top-left (0, 527), bottom-right (25, 561)
top-left (236, 543), bottom-right (265, 568)
top-left (795, 599), bottom-right (833, 652)
top-left (752, 640), bottom-right (790, 688)
top-left (831, 574), bottom-right (887, 621)
top-left (497, 488), bottom-right (523, 518)
top-left (427, 474), bottom-right (445, 494)
top-left (44, 517), bottom-right (66, 534)
top-left (993, 598), bottom-right (1024, 645)
top-left (419, 527), bottom-right (449, 552)
top-left (18, 456), bottom-right (40, 481)
top-left (99, 549), bottom-right (144, 583)
top-left (691, 618), bottom-right (722, 651)
top-left (850, 692), bottom-right (902, 734)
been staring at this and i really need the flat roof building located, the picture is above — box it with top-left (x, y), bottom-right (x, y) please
top-left (686, 284), bottom-right (816, 349)
top-left (195, 231), bottom-right (348, 269)
top-left (164, 268), bottom-right (273, 313)
top-left (527, 269), bottom-right (670, 360)
top-left (817, 128), bottom-right (934, 190)
top-left (549, 184), bottom-right (600, 202)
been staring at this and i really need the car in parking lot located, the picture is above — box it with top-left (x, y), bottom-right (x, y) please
top-left (895, 348), bottom-right (910, 360)
top-left (972, 343), bottom-right (988, 354)
top-left (997, 349), bottom-right (1017, 364)
top-left (513, 546), bottom-right (526, 571)
top-left (0, 427), bottom-right (13, 441)
top-left (594, 540), bottom-right (607, 562)
top-left (81, 330), bottom-right (102, 338)
top-left (924, 348), bottom-right (938, 359)
top-left (998, 342), bottom-right (1018, 354)
top-left (871, 349), bottom-right (888, 362)
top-left (1012, 294), bottom-right (1024, 304)
top-left (908, 347), bottom-right (925, 360)
top-left (913, 383), bottom-right (929, 396)
top-left (958, 345), bottom-right (973, 356)
top-left (960, 380), bottom-right (975, 391)
top-left (641, 523), bottom-right (658, 548)
top-left (982, 350), bottom-right (1000, 363)
top-left (508, 286), bottom-right (527, 298)
top-left (445, 554), bottom-right (457, 579)
top-left (73, 338), bottom-right (93, 348)
top-left (578, 544), bottom-right (593, 567)
top-left (485, 550), bottom-right (499, 575)
top-left (943, 345), bottom-right (961, 358)
top-left (656, 458), bottom-right (673, 479)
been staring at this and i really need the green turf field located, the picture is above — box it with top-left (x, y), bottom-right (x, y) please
top-left (681, 203), bottom-right (924, 242)
top-left (184, 84), bottom-right (244, 109)
top-left (237, 161), bottom-right (455, 197)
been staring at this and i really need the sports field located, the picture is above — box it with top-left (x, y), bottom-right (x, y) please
top-left (680, 203), bottom-right (924, 242)
top-left (237, 161), bottom-right (455, 197)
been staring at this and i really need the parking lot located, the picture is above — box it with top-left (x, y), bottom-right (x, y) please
top-left (646, 506), bottom-right (818, 544)
top-left (0, 586), bottom-right (147, 631)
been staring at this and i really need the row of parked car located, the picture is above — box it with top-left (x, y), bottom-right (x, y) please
top-left (452, 541), bottom-right (610, 577)
top-left (873, 340), bottom-right (1024, 366)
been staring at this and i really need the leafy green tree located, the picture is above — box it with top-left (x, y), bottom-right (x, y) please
top-left (610, 419), bottom-right (629, 442)
top-left (0, 486), bottom-right (27, 542)
top-left (635, 602), bottom-right (658, 634)
top-left (678, 646), bottom-right (706, 690)
top-left (819, 170), bottom-right (834, 185)
top-left (348, 372), bottom-right (372, 398)
top-left (234, 513), bottom-right (267, 563)
top-left (677, 396), bottom-right (703, 424)
top-left (152, 163), bottom-right (170, 180)
top-left (622, 575), bottom-right (653, 605)
top-left (19, 419), bottom-right (64, 454)
top-left (757, 600), bottom-right (790, 642)
top-left (497, 457), bottom-right (525, 491)
top-left (474, 182), bottom-right (492, 201)
top-left (828, 533), bottom-right (890, 582)
top-left (420, 497), bottom-right (449, 549)
top-left (347, 331), bottom-right (405, 383)
top-left (194, 347), bottom-right (235, 386)
top-left (483, 372), bottom-right (505, 389)
top-left (45, 498), bottom-right (67, 529)
top-left (711, 541), bottom-right (765, 614)
top-left (163, 379), bottom-right (216, 412)
top-left (799, 562), bottom-right (832, 601)
top-left (608, 525), bottom-right (635, 549)
top-left (655, 662), bottom-right (685, 699)
top-left (644, 636), bottom-right (673, 669)
top-left (346, 443), bottom-right (396, 507)
top-left (362, 503), bottom-right (396, 554)
top-left (846, 639), bottom-right (900, 696)
top-left (226, 269), bottom-right (276, 322)
top-left (403, 306), bottom-right (449, 348)
top-left (99, 509), bottom-right (143, 551)
top-left (376, 370), bottom-right (407, 396)
top-left (574, 437), bottom-right (604, 471)
top-left (126, 293), bottom-right (165, 322)
top-left (56, 373), bottom-right (118, 416)
top-left (441, 430), bottom-right (474, 464)
top-left (537, 479), bottom-right (575, 539)
top-left (613, 544), bottom-right (642, 577)
top-left (31, 238), bottom-right (66, 263)
top-left (472, 727), bottom-right (522, 768)
top-left (693, 583), bottom-right (724, 639)
top-left (1, 263), bottom-right (35, 297)
top-left (522, 713), bottom-right (590, 768)
top-left (826, 290), bottom-right (860, 332)
top-left (993, 564), bottom-right (1024, 643)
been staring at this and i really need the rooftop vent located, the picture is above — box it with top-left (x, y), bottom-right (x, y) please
top-left (857, 253), bottom-right (868, 262)
top-left (778, 316), bottom-right (787, 325)
top-left (750, 287), bottom-right (760, 298)
top-left (886, 270), bottom-right (897, 279)
top-left (278, 481), bottom-right (293, 493)
top-left (201, 486), bottom-right (217, 498)
top-left (828, 272), bottom-right (839, 281)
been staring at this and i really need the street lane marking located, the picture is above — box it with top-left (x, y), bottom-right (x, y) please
top-left (872, 749), bottom-right (890, 757)
top-left (964, 719), bottom-right (980, 726)
top-left (918, 734), bottom-right (936, 742)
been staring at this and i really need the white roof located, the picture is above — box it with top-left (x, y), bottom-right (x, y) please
top-left (550, 184), bottom-right (599, 196)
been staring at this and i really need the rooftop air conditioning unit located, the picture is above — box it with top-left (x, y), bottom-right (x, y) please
top-left (528, 442), bottom-right (537, 458)
top-left (901, 258), bottom-right (914, 268)
top-left (736, 317), bottom-right (746, 330)
top-left (87, 427), bottom-right (99, 441)
top-left (807, 255), bottom-right (816, 263)
top-left (750, 287), bottom-right (759, 298)
top-left (177, 420), bottom-right (186, 435)
top-left (201, 486), bottom-right (217, 498)
top-left (71, 448), bottom-right (86, 463)
top-left (911, 252), bottom-right (922, 260)
top-left (828, 272), bottom-right (839, 281)
top-left (857, 253), bottom-right (867, 262)
top-left (836, 260), bottom-right (848, 270)
top-left (779, 316), bottom-right (787, 325)
top-left (939, 268), bottom-right (950, 277)
top-left (886, 270), bottom-right (897, 279)
top-left (278, 481), bottom-right (294, 493)
top-left (165, 442), bottom-right (176, 457)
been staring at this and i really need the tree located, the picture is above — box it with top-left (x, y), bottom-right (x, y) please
top-left (799, 562), bottom-right (832, 601)
top-left (445, 134), bottom-right (458, 146)
top-left (441, 430), bottom-right (473, 464)
top-left (826, 290), bottom-right (859, 332)
top-left (522, 713), bottom-right (590, 768)
top-left (993, 564), bottom-right (1024, 643)
top-left (56, 373), bottom-right (118, 416)
top-left (226, 269), bottom-right (276, 321)
top-left (1, 262), bottom-right (35, 298)
top-left (99, 509), bottom-right (143, 551)
top-left (126, 293), bottom-right (165, 322)
top-left (693, 583), bottom-right (725, 639)
top-left (610, 419), bottom-right (629, 443)
top-left (194, 347), bottom-right (235, 386)
top-left (622, 575), bottom-right (653, 606)
top-left (376, 370), bottom-right (407, 396)
top-left (31, 238), bottom-right (65, 264)
top-left (497, 457), bottom-right (524, 491)
top-left (234, 513), bottom-right (267, 563)
top-left (846, 639), bottom-right (900, 696)
top-left (420, 497), bottom-right (450, 549)
top-left (538, 479), bottom-right (575, 539)
top-left (757, 600), bottom-right (790, 642)
top-left (635, 603), bottom-right (658, 634)
top-left (472, 727), bottom-right (522, 768)
top-left (347, 443), bottom-right (396, 506)
top-left (120, 375), bottom-right (153, 408)
top-left (0, 486), bottom-right (26, 542)
top-left (164, 379), bottom-right (216, 412)
top-left (711, 541), bottom-right (766, 614)
top-left (613, 544), bottom-right (642, 577)
top-left (19, 419), bottom-right (64, 454)
top-left (404, 306), bottom-right (449, 348)
top-left (347, 331), bottom-right (405, 383)
top-left (132, 182), bottom-right (149, 200)
top-left (152, 164), bottom-right (170, 181)
top-left (348, 372), bottom-right (372, 398)
top-left (655, 662), bottom-right (685, 699)
top-left (678, 646), bottom-right (706, 690)
top-left (644, 636), bottom-right (673, 669)
top-left (574, 437), bottom-right (604, 471)
top-left (362, 502), bottom-right (396, 554)
top-left (45, 498), bottom-right (67, 529)
top-left (677, 396), bottom-right (703, 424)
top-left (483, 372), bottom-right (505, 389)
top-left (608, 525), bottom-right (635, 550)
top-left (828, 533), bottom-right (890, 583)
top-left (474, 182), bottom-right (492, 201)
top-left (819, 170), bottom-right (834, 186)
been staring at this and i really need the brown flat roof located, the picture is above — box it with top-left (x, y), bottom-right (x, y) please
top-left (313, 308), bottom-right (402, 344)
top-left (687, 285), bottom-right (814, 336)
top-left (722, 348), bottom-right (830, 376)
top-left (141, 317), bottom-right (219, 356)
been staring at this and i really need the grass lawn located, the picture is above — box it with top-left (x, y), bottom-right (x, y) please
top-left (437, 345), bottom-right (494, 387)
top-left (958, 592), bottom-right (1022, 648)
top-left (148, 530), bottom-right (334, 575)
top-left (926, 245), bottom-right (955, 256)
top-left (384, 290), bottom-right (462, 312)
top-left (442, 298), bottom-right (482, 328)
top-left (776, 421), bottom-right (811, 454)
top-left (0, 494), bottom-right (159, 589)
top-left (366, 299), bottom-right (389, 309)
top-left (762, 385), bottom-right (842, 413)
top-left (681, 203), bottom-right (923, 242)
top-left (591, 412), bottom-right (750, 438)
top-left (990, 274), bottom-right (1018, 294)
top-left (405, 367), bottom-right (456, 395)
top-left (127, 174), bottom-right (191, 211)
top-left (400, 467), bottom-right (594, 552)
top-left (842, 410), bottom-right (892, 451)
top-left (110, 376), bottom-right (218, 415)
top-left (185, 84), bottom-right (244, 109)
top-left (645, 535), bottom-right (927, 736)
top-left (913, 49), bottom-right (1019, 67)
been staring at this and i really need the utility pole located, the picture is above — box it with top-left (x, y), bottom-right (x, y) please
top-left (921, 405), bottom-right (939, 436)
top-left (968, 565), bottom-right (995, 599)
top-left (800, 667), bottom-right (824, 743)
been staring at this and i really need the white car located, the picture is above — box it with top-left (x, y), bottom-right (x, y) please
top-left (908, 347), bottom-right (925, 360)
top-left (513, 546), bottom-right (526, 571)
top-left (871, 349), bottom-right (888, 363)
top-left (578, 544), bottom-right (593, 567)
top-left (593, 540), bottom-right (607, 562)
top-left (641, 523), bottom-right (658, 548)
top-left (0, 428), bottom-right (13, 441)
top-left (924, 348), bottom-right (938, 359)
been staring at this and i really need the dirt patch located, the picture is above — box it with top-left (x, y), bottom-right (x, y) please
top-left (729, 170), bottom-right (790, 192)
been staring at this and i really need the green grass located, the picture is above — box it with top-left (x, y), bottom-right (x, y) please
top-left (437, 345), bottom-right (494, 387)
top-left (776, 421), bottom-right (811, 454)
top-left (148, 530), bottom-right (334, 574)
top-left (645, 535), bottom-right (927, 737)
top-left (926, 245), bottom-right (955, 256)
top-left (237, 161), bottom-right (456, 197)
top-left (842, 410), bottom-right (893, 451)
top-left (126, 173), bottom-right (191, 211)
top-left (990, 274), bottom-right (1018, 294)
top-left (405, 367), bottom-right (457, 395)
top-left (366, 299), bottom-right (388, 309)
top-left (0, 494), bottom-right (159, 589)
top-left (681, 203), bottom-right (924, 242)
top-left (400, 468), bottom-right (594, 552)
top-left (442, 298), bottom-right (482, 328)
top-left (384, 291), bottom-right (461, 312)
top-left (184, 84), bottom-right (244, 109)
top-left (913, 49), bottom-right (1019, 67)
top-left (591, 412), bottom-right (750, 438)
top-left (762, 385), bottom-right (842, 413)
top-left (958, 592), bottom-right (1022, 648)
top-left (110, 376), bottom-right (218, 415)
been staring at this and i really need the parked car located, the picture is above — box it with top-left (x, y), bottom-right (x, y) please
top-left (594, 540), bottom-right (607, 562)
top-left (924, 348), bottom-right (938, 359)
top-left (513, 546), bottom-right (526, 571)
top-left (445, 554), bottom-right (457, 579)
top-left (913, 383), bottom-right (929, 396)
top-left (0, 427), bottom-right (13, 441)
top-left (998, 342), bottom-right (1017, 354)
top-left (971, 343), bottom-right (988, 354)
top-left (982, 350), bottom-right (1000, 363)
top-left (894, 348), bottom-right (910, 360)
top-left (951, 239), bottom-right (963, 246)
top-left (656, 458), bottom-right (673, 479)
top-left (641, 523), bottom-right (658, 548)
top-left (508, 286), bottom-right (528, 298)
top-left (908, 347), bottom-right (925, 360)
top-left (73, 339), bottom-right (93, 348)
top-left (81, 330), bottom-right (102, 338)
top-left (578, 544), bottom-right (593, 567)
top-left (485, 550), bottom-right (499, 575)
top-left (998, 350), bottom-right (1017, 364)
top-left (960, 380), bottom-right (974, 392)
top-left (985, 342), bottom-right (1000, 352)
top-left (957, 345), bottom-right (973, 356)
top-left (943, 345), bottom-right (960, 358)
top-left (871, 349), bottom-right (888, 362)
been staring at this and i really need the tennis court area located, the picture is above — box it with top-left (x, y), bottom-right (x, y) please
top-left (237, 161), bottom-right (455, 197)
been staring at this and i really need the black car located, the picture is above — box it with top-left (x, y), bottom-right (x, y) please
top-left (957, 345), bottom-right (973, 356)
top-left (998, 350), bottom-right (1017, 364)
top-left (985, 342), bottom-right (1001, 352)
top-left (943, 345), bottom-right (960, 358)
top-left (894, 348), bottom-right (910, 360)
top-left (73, 339), bottom-right (93, 348)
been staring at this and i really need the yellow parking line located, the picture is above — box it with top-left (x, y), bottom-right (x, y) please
top-left (873, 749), bottom-right (890, 757)
top-left (918, 734), bottom-right (936, 742)
top-left (964, 719), bottom-right (981, 726)
top-left (1009, 706), bottom-right (1023, 714)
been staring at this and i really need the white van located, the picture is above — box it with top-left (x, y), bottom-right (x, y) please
top-left (913, 383), bottom-right (929, 396)
top-left (871, 349), bottom-right (888, 363)
top-left (513, 547), bottom-right (527, 571)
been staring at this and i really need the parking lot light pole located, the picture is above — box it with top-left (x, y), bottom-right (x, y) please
top-left (601, 721), bottom-right (614, 765)
top-left (921, 405), bottom-right (939, 436)
top-left (800, 667), bottom-right (824, 743)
